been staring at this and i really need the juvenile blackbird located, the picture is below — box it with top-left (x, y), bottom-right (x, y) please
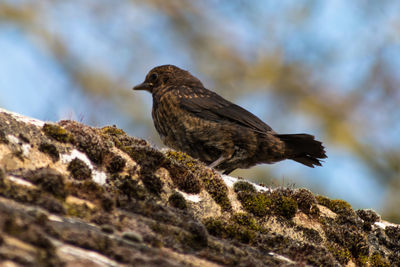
top-left (133, 65), bottom-right (327, 174)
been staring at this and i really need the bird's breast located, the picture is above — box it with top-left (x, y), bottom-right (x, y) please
top-left (152, 92), bottom-right (186, 148)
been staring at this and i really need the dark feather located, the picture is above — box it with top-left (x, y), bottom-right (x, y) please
top-left (277, 134), bottom-right (327, 167)
top-left (177, 85), bottom-right (272, 133)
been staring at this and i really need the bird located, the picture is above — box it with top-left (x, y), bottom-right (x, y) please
top-left (133, 65), bottom-right (327, 174)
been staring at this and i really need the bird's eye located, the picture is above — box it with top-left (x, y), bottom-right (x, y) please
top-left (149, 73), bottom-right (158, 81)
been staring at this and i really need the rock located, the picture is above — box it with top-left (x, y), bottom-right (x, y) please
top-left (122, 231), bottom-right (143, 243)
top-left (0, 108), bottom-right (399, 266)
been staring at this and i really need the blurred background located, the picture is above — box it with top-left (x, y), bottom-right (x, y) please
top-left (0, 1), bottom-right (399, 222)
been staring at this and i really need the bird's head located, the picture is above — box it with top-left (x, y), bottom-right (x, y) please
top-left (133, 65), bottom-right (203, 94)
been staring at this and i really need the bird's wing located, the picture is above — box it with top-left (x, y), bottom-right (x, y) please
top-left (176, 85), bottom-right (273, 133)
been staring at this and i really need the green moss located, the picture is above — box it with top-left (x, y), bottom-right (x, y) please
top-left (124, 145), bottom-right (166, 171)
top-left (226, 223), bottom-right (256, 244)
top-left (165, 151), bottom-right (194, 165)
top-left (100, 126), bottom-right (127, 148)
top-left (108, 174), bottom-right (147, 200)
top-left (204, 217), bottom-right (256, 244)
top-left (369, 252), bottom-right (390, 267)
top-left (64, 201), bottom-right (94, 219)
top-left (101, 126), bottom-right (167, 199)
top-left (106, 154), bottom-right (126, 173)
top-left (43, 123), bottom-right (74, 143)
top-left (292, 188), bottom-right (316, 214)
top-left (315, 195), bottom-right (332, 207)
top-left (232, 212), bottom-right (260, 231)
top-left (236, 188), bottom-right (298, 219)
top-left (38, 142), bottom-right (60, 162)
top-left (165, 151), bottom-right (205, 177)
top-left (168, 192), bottom-right (188, 210)
top-left (166, 150), bottom-right (189, 162)
top-left (200, 170), bottom-right (231, 211)
top-left (233, 181), bottom-right (256, 193)
top-left (165, 151), bottom-right (200, 171)
top-left (331, 199), bottom-right (353, 214)
top-left (166, 151), bottom-right (231, 209)
top-left (101, 126), bottom-right (126, 136)
top-left (324, 219), bottom-right (369, 263)
top-left (164, 151), bottom-right (202, 194)
top-left (104, 125), bottom-right (150, 157)
top-left (356, 209), bottom-right (380, 224)
top-left (309, 204), bottom-right (321, 217)
top-left (272, 195), bottom-right (298, 219)
top-left (357, 255), bottom-right (369, 266)
top-left (204, 218), bottom-right (224, 236)
top-left (117, 145), bottom-right (167, 197)
top-left (27, 168), bottom-right (66, 198)
top-left (67, 158), bottom-right (92, 180)
top-left (327, 243), bottom-right (351, 265)
top-left (167, 164), bottom-right (202, 194)
top-left (237, 191), bottom-right (271, 217)
top-left (140, 172), bottom-right (163, 195)
top-left (295, 226), bottom-right (322, 244)
top-left (316, 195), bottom-right (353, 216)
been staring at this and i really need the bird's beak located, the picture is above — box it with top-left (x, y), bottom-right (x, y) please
top-left (133, 82), bottom-right (152, 91)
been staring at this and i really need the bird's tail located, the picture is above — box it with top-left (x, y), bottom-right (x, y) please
top-left (277, 134), bottom-right (327, 167)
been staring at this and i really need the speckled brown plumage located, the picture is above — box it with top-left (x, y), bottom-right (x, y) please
top-left (133, 65), bottom-right (327, 174)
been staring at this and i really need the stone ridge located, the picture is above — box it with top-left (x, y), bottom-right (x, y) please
top-left (0, 109), bottom-right (398, 267)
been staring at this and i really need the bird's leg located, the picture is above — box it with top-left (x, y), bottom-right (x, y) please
top-left (208, 155), bottom-right (227, 169)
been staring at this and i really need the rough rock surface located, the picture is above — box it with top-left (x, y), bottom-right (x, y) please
top-left (0, 108), bottom-right (398, 267)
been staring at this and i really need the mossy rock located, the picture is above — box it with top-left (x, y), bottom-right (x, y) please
top-left (204, 217), bottom-right (256, 244)
top-left (237, 191), bottom-right (271, 217)
top-left (232, 212), bottom-right (262, 232)
top-left (168, 192), bottom-right (188, 210)
top-left (43, 123), bottom-right (74, 143)
top-left (271, 194), bottom-right (298, 219)
top-left (233, 181), bottom-right (256, 193)
top-left (316, 195), bottom-right (354, 216)
top-left (369, 252), bottom-right (390, 267)
top-left (327, 243), bottom-right (352, 265)
top-left (166, 150), bottom-right (231, 211)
